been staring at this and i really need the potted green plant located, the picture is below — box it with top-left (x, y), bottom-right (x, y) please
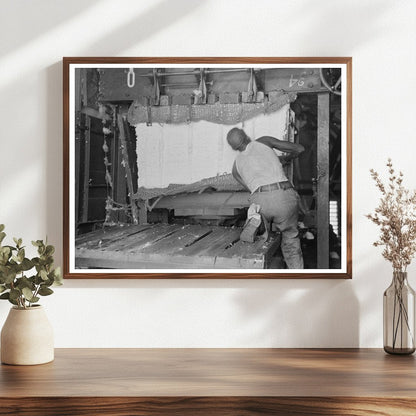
top-left (0, 224), bottom-right (62, 365)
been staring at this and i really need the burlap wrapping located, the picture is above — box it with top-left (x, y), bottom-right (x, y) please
top-left (127, 91), bottom-right (296, 126)
top-left (134, 173), bottom-right (244, 202)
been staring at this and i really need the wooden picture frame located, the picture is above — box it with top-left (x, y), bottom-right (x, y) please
top-left (63, 57), bottom-right (352, 279)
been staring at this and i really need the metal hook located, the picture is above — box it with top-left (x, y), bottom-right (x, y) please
top-left (127, 68), bottom-right (135, 88)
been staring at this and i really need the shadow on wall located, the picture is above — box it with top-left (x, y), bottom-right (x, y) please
top-left (0, 0), bottom-right (101, 57)
top-left (291, 0), bottom-right (394, 51)
top-left (233, 280), bottom-right (359, 348)
top-left (45, 0), bottom-right (205, 263)
top-left (46, 62), bottom-right (64, 264)
top-left (81, 0), bottom-right (206, 55)
top-left (58, 276), bottom-right (359, 348)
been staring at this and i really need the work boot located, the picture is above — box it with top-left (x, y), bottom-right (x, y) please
top-left (240, 214), bottom-right (262, 243)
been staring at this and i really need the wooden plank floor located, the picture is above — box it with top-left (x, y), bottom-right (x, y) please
top-left (75, 224), bottom-right (281, 269)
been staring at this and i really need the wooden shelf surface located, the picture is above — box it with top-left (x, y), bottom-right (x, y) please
top-left (1, 348), bottom-right (416, 415)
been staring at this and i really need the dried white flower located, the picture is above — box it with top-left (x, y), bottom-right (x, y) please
top-left (367, 159), bottom-right (416, 272)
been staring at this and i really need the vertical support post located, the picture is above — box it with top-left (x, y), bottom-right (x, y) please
top-left (317, 92), bottom-right (330, 269)
top-left (74, 69), bottom-right (82, 227)
top-left (81, 116), bottom-right (91, 223)
top-left (117, 114), bottom-right (139, 224)
top-left (75, 128), bottom-right (81, 226)
top-left (137, 200), bottom-right (148, 224)
top-left (77, 68), bottom-right (90, 226)
top-left (112, 109), bottom-right (127, 223)
top-left (286, 109), bottom-right (295, 182)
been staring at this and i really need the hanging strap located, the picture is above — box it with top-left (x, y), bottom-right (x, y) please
top-left (247, 68), bottom-right (258, 102)
top-left (152, 69), bottom-right (160, 106)
top-left (199, 69), bottom-right (207, 104)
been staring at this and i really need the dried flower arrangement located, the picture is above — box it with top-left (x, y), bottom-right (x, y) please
top-left (367, 159), bottom-right (416, 354)
top-left (366, 159), bottom-right (416, 272)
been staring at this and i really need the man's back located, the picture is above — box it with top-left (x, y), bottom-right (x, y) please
top-left (235, 140), bottom-right (288, 193)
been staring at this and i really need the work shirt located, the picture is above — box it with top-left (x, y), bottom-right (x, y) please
top-left (235, 140), bottom-right (288, 193)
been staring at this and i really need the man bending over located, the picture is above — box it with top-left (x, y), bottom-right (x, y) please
top-left (227, 127), bottom-right (304, 269)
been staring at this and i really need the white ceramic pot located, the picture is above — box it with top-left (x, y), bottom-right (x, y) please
top-left (1, 305), bottom-right (54, 365)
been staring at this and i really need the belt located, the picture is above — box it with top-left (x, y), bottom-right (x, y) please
top-left (254, 181), bottom-right (293, 193)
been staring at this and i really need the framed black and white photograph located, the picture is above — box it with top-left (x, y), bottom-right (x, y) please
top-left (63, 57), bottom-right (352, 279)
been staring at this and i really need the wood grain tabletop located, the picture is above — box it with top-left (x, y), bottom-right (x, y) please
top-left (1, 348), bottom-right (415, 415)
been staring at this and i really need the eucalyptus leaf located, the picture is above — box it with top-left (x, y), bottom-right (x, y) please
top-left (2, 271), bottom-right (17, 284)
top-left (0, 246), bottom-right (10, 255)
top-left (38, 287), bottom-right (54, 296)
top-left (9, 264), bottom-right (20, 274)
top-left (22, 287), bottom-right (34, 301)
top-left (44, 256), bottom-right (54, 264)
top-left (45, 245), bottom-right (55, 256)
top-left (43, 276), bottom-right (54, 287)
top-left (8, 297), bottom-right (18, 306)
top-left (17, 248), bottom-right (25, 263)
top-left (39, 270), bottom-right (48, 281)
top-left (0, 228), bottom-right (61, 306)
top-left (3, 245), bottom-right (17, 252)
top-left (53, 267), bottom-right (63, 285)
top-left (21, 258), bottom-right (34, 271)
top-left (51, 266), bottom-right (61, 278)
top-left (9, 288), bottom-right (21, 301)
top-left (17, 276), bottom-right (35, 290)
top-left (34, 275), bottom-right (43, 285)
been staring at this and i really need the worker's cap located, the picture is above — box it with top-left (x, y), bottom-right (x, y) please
top-left (226, 128), bottom-right (246, 150)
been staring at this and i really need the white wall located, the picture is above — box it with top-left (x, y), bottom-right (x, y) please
top-left (0, 0), bottom-right (415, 347)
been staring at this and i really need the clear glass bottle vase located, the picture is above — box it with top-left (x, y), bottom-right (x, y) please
top-left (383, 271), bottom-right (415, 355)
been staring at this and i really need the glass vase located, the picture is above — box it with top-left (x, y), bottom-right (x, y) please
top-left (383, 271), bottom-right (415, 355)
